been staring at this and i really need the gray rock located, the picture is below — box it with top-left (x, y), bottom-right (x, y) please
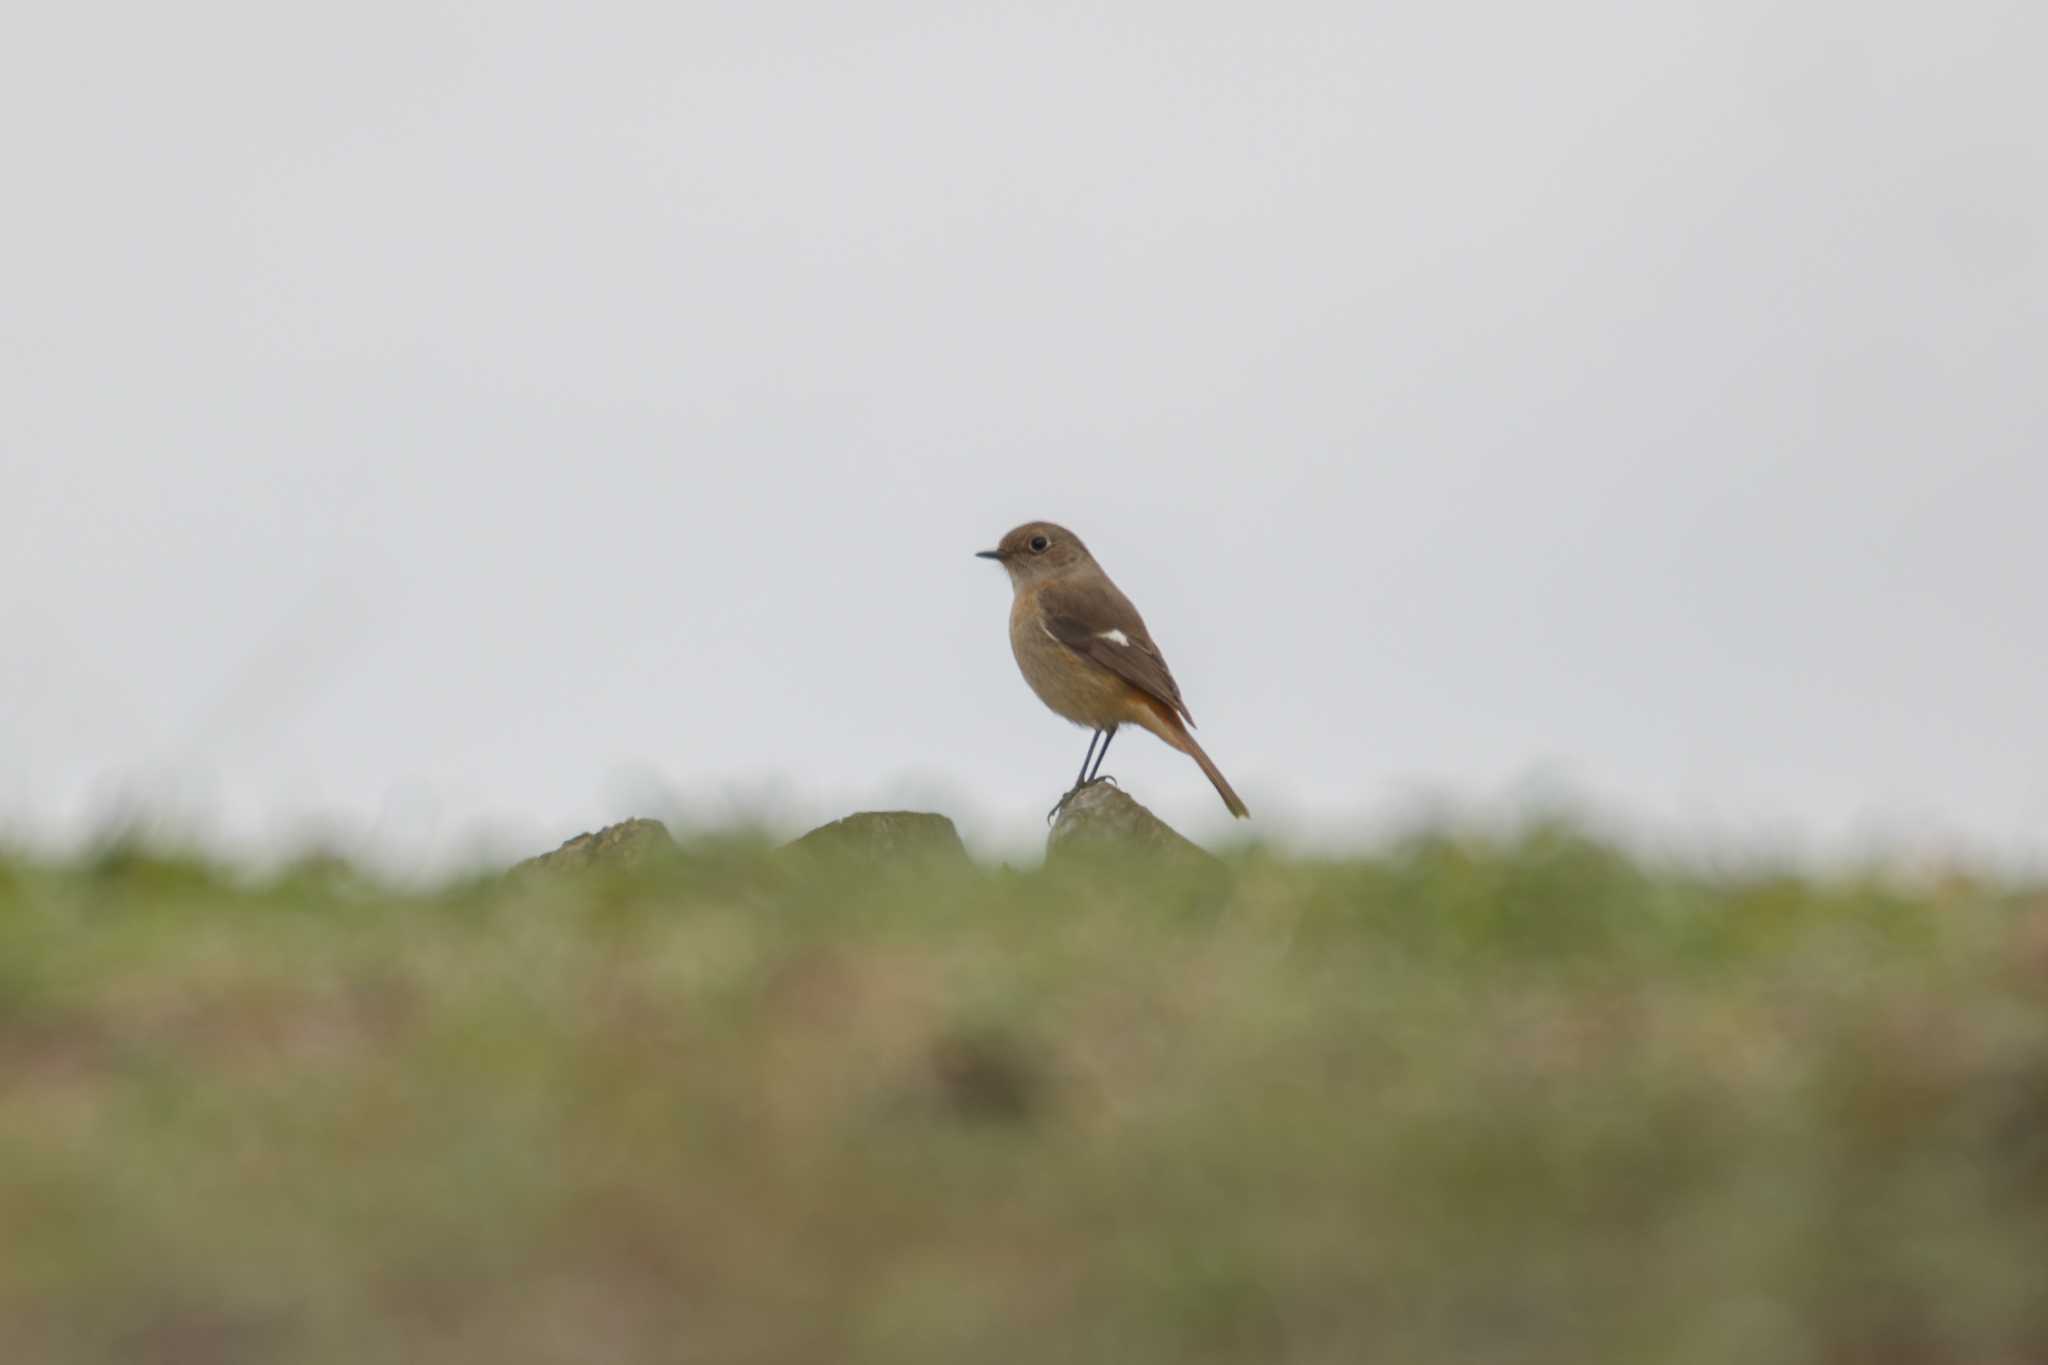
top-left (512, 818), bottom-right (676, 876)
top-left (783, 811), bottom-right (973, 871)
top-left (1045, 782), bottom-right (1221, 867)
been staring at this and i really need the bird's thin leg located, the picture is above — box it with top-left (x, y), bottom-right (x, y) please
top-left (1072, 729), bottom-right (1102, 792)
top-left (1084, 725), bottom-right (1118, 785)
top-left (1049, 729), bottom-right (1104, 824)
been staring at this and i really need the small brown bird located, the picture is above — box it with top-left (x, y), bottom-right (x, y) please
top-left (978, 521), bottom-right (1249, 818)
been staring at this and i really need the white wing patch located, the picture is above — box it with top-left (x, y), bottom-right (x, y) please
top-left (1097, 629), bottom-right (1131, 647)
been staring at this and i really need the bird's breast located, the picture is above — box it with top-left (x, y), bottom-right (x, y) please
top-left (1008, 594), bottom-right (1131, 728)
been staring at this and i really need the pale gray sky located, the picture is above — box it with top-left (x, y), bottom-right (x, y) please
top-left (4, 2), bottom-right (2043, 871)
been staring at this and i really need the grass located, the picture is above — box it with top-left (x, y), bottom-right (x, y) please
top-left (1, 824), bottom-right (2045, 1363)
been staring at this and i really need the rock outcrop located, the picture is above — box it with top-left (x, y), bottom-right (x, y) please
top-left (510, 793), bottom-right (1217, 879)
top-left (511, 818), bottom-right (676, 876)
top-left (1045, 782), bottom-right (1221, 869)
top-left (781, 811), bottom-right (972, 872)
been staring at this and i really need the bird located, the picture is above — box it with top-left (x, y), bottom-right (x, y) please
top-left (977, 521), bottom-right (1249, 819)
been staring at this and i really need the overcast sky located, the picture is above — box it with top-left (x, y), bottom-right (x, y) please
top-left (4, 1), bottom-right (2043, 872)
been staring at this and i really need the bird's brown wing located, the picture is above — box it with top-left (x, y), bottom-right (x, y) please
top-left (1036, 580), bottom-right (1195, 725)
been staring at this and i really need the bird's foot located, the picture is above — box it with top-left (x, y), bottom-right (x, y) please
top-left (1045, 774), bottom-right (1119, 825)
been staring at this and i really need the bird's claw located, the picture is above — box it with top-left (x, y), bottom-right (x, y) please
top-left (1045, 774), bottom-right (1119, 825)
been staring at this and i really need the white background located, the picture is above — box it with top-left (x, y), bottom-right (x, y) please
top-left (5, 2), bottom-right (2043, 872)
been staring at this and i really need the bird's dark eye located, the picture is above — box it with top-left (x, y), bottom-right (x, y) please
top-left (1029, 535), bottom-right (1050, 553)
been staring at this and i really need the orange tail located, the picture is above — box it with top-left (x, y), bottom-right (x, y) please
top-left (1137, 700), bottom-right (1250, 819)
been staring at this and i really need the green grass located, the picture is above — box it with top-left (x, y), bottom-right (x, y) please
top-left (2, 826), bottom-right (2045, 1363)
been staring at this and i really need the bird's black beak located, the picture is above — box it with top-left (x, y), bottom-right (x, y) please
top-left (975, 549), bottom-right (1005, 561)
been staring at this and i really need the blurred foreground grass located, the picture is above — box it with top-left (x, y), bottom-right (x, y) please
top-left (2, 826), bottom-right (2046, 1364)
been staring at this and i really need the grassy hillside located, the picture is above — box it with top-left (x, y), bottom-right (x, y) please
top-left (2, 825), bottom-right (2044, 1363)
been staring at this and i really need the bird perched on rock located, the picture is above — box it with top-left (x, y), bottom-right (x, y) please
top-left (977, 521), bottom-right (1249, 819)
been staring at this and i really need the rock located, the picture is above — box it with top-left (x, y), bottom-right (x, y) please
top-left (783, 811), bottom-right (973, 872)
top-left (512, 818), bottom-right (676, 875)
top-left (1045, 783), bottom-right (1220, 868)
